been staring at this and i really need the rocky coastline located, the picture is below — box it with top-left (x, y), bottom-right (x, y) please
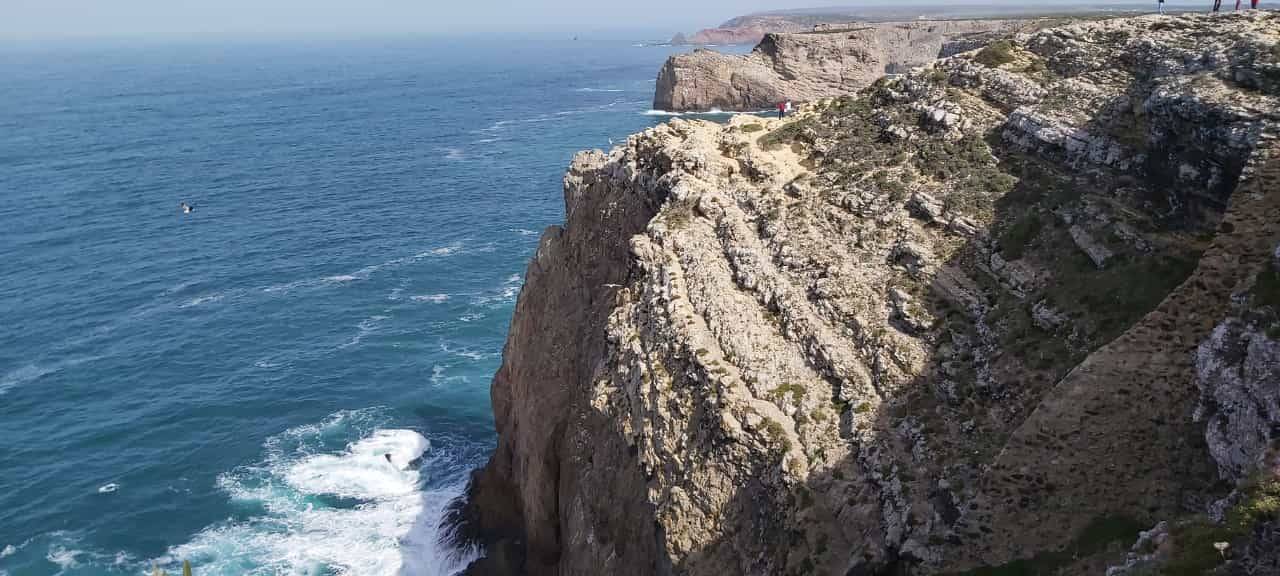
top-left (457, 11), bottom-right (1280, 576)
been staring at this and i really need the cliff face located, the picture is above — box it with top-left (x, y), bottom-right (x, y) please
top-left (653, 20), bottom-right (1032, 112)
top-left (462, 12), bottom-right (1280, 576)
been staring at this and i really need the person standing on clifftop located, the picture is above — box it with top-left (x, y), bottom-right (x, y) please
top-left (777, 101), bottom-right (785, 119)
top-left (1158, 0), bottom-right (1165, 14)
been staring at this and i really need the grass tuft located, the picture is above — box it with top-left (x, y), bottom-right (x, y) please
top-left (974, 40), bottom-right (1017, 68)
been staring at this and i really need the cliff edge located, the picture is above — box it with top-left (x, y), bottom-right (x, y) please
top-left (461, 11), bottom-right (1280, 576)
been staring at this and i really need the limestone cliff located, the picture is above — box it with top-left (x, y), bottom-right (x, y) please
top-left (460, 12), bottom-right (1280, 576)
top-left (653, 20), bottom-right (1036, 112)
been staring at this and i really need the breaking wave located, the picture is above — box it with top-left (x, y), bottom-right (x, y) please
top-left (155, 409), bottom-right (478, 576)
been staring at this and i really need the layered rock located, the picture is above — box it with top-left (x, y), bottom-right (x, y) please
top-left (461, 11), bottom-right (1280, 576)
top-left (653, 19), bottom-right (1032, 112)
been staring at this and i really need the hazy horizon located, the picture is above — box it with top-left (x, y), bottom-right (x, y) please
top-left (1, 0), bottom-right (1214, 42)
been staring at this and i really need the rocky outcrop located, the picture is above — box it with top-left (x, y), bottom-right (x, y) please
top-left (1197, 313), bottom-right (1280, 484)
top-left (654, 20), bottom-right (1032, 112)
top-left (673, 16), bottom-right (809, 46)
top-left (461, 12), bottom-right (1280, 576)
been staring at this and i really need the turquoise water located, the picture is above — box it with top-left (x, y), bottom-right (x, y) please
top-left (0, 36), bottom-right (745, 576)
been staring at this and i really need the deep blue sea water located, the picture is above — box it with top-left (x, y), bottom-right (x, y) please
top-left (0, 36), bottom-right (748, 576)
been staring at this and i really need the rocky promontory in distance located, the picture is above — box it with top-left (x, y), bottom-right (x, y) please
top-left (669, 2), bottom-right (1165, 46)
top-left (457, 10), bottom-right (1280, 576)
top-left (655, 19), bottom-right (1044, 113)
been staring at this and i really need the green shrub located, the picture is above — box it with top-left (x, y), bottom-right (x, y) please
top-left (760, 118), bottom-right (815, 150)
top-left (1253, 261), bottom-right (1280, 309)
top-left (770, 382), bottom-right (807, 404)
top-left (999, 214), bottom-right (1043, 260)
top-left (872, 170), bottom-right (907, 200)
top-left (975, 40), bottom-right (1017, 68)
top-left (957, 516), bottom-right (1146, 576)
top-left (1163, 474), bottom-right (1280, 575)
top-left (740, 123), bottom-right (764, 133)
top-left (762, 418), bottom-right (792, 452)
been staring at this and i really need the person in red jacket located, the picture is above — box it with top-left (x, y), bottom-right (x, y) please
top-left (777, 101), bottom-right (785, 119)
top-left (1253, 0), bottom-right (1260, 8)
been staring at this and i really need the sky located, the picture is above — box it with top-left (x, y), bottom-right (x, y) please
top-left (1, 0), bottom-right (1183, 41)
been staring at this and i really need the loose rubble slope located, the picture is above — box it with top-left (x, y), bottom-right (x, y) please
top-left (463, 11), bottom-right (1280, 576)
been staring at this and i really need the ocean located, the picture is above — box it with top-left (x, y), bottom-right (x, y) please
top-left (0, 35), bottom-right (749, 576)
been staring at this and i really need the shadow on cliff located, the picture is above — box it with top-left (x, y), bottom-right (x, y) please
top-left (435, 58), bottom-right (1273, 574)
top-left (666, 70), bottom-right (1260, 575)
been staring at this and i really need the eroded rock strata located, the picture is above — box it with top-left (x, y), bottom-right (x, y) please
top-left (461, 12), bottom-right (1280, 576)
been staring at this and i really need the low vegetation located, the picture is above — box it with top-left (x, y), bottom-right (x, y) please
top-left (1161, 473), bottom-right (1280, 575)
top-left (956, 516), bottom-right (1147, 576)
top-left (769, 382), bottom-right (807, 404)
top-left (760, 117), bottom-right (817, 150)
top-left (999, 214), bottom-right (1043, 260)
top-left (1252, 260), bottom-right (1280, 309)
top-left (974, 40), bottom-right (1018, 68)
top-left (1040, 237), bottom-right (1198, 342)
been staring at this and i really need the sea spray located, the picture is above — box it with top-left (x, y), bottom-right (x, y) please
top-left (160, 411), bottom-right (476, 576)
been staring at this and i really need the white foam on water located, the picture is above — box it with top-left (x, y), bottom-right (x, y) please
top-left (161, 410), bottom-right (477, 576)
top-left (0, 364), bottom-right (54, 395)
top-left (642, 108), bottom-right (738, 117)
top-left (179, 293), bottom-right (226, 308)
top-left (442, 147), bottom-right (466, 161)
top-left (165, 280), bottom-right (198, 294)
top-left (1, 544), bottom-right (16, 558)
top-left (438, 342), bottom-right (495, 362)
top-left (411, 294), bottom-right (450, 304)
top-left (471, 273), bottom-right (524, 309)
top-left (428, 365), bottom-right (470, 388)
top-left (418, 242), bottom-right (463, 258)
top-left (340, 316), bottom-right (389, 350)
top-left (264, 243), bottom-right (464, 295)
top-left (0, 356), bottom-right (101, 396)
top-left (97, 483), bottom-right (119, 494)
top-left (45, 545), bottom-right (81, 571)
top-left (575, 87), bottom-right (625, 92)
